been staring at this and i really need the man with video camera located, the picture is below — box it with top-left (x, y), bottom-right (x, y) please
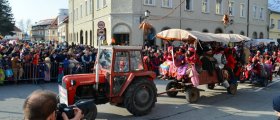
top-left (274, 96), bottom-right (280, 120)
top-left (23, 90), bottom-right (83, 120)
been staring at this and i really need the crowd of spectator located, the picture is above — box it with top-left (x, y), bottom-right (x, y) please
top-left (0, 41), bottom-right (97, 85)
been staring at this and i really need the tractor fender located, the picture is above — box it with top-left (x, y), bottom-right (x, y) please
top-left (119, 71), bottom-right (156, 96)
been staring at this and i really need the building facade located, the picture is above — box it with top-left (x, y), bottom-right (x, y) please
top-left (47, 18), bottom-right (59, 42)
top-left (31, 19), bottom-right (56, 41)
top-left (269, 10), bottom-right (280, 41)
top-left (68, 0), bottom-right (269, 47)
top-left (58, 9), bottom-right (69, 43)
top-left (68, 0), bottom-right (94, 45)
top-left (13, 26), bottom-right (23, 40)
top-left (58, 17), bottom-right (69, 43)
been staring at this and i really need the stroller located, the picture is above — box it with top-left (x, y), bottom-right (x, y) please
top-left (249, 63), bottom-right (270, 87)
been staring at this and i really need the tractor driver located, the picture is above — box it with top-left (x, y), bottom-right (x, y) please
top-left (118, 57), bottom-right (129, 72)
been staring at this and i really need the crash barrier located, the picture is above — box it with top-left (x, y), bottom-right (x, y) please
top-left (0, 62), bottom-right (94, 85)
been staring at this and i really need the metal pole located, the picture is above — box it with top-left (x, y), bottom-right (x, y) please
top-left (95, 35), bottom-right (103, 90)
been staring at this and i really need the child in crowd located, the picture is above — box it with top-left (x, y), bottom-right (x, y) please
top-left (57, 63), bottom-right (64, 83)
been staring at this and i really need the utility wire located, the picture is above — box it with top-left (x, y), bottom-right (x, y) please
top-left (150, 0), bottom-right (185, 21)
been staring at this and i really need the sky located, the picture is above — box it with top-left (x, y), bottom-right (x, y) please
top-left (9, 0), bottom-right (68, 25)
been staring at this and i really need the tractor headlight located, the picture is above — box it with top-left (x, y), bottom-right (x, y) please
top-left (70, 80), bottom-right (76, 86)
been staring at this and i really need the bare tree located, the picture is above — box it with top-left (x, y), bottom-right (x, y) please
top-left (18, 19), bottom-right (25, 32)
top-left (17, 19), bottom-right (32, 35)
top-left (25, 19), bottom-right (31, 35)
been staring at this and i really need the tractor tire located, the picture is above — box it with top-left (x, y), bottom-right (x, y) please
top-left (83, 103), bottom-right (97, 120)
top-left (185, 87), bottom-right (200, 103)
top-left (124, 78), bottom-right (157, 116)
top-left (207, 83), bottom-right (215, 90)
top-left (261, 78), bottom-right (269, 87)
top-left (227, 84), bottom-right (237, 95)
top-left (166, 81), bottom-right (179, 97)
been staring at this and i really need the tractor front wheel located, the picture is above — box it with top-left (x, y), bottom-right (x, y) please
top-left (83, 103), bottom-right (97, 120)
top-left (124, 79), bottom-right (157, 116)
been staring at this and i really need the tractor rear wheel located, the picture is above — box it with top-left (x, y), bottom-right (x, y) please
top-left (185, 87), bottom-right (200, 103)
top-left (124, 78), bottom-right (157, 116)
top-left (166, 81), bottom-right (179, 97)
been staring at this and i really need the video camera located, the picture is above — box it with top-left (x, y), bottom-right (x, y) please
top-left (56, 99), bottom-right (95, 120)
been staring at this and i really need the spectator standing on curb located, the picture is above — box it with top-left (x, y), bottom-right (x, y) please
top-left (44, 57), bottom-right (51, 82)
top-left (273, 96), bottom-right (280, 120)
top-left (11, 56), bottom-right (19, 84)
top-left (57, 63), bottom-right (64, 83)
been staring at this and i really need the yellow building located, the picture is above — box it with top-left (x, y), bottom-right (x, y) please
top-left (269, 10), bottom-right (280, 41)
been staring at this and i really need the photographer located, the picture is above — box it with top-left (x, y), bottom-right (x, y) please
top-left (273, 95), bottom-right (280, 120)
top-left (23, 90), bottom-right (83, 120)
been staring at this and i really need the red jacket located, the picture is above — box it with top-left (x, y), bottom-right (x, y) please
top-left (252, 63), bottom-right (261, 76)
top-left (226, 55), bottom-right (236, 70)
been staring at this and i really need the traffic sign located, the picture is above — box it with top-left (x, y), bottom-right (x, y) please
top-left (97, 29), bottom-right (105, 36)
top-left (99, 35), bottom-right (105, 41)
top-left (98, 21), bottom-right (105, 29)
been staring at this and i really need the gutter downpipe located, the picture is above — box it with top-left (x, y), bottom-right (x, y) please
top-left (246, 0), bottom-right (250, 37)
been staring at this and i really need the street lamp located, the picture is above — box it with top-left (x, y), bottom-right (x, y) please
top-left (140, 10), bottom-right (151, 23)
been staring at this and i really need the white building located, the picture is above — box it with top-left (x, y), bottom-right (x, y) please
top-left (58, 9), bottom-right (69, 43)
top-left (68, 0), bottom-right (269, 47)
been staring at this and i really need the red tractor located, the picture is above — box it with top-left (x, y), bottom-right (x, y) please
top-left (58, 46), bottom-right (157, 119)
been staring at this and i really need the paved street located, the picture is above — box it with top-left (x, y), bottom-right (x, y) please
top-left (0, 78), bottom-right (279, 120)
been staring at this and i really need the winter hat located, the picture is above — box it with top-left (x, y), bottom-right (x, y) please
top-left (188, 47), bottom-right (195, 53)
top-left (273, 96), bottom-right (280, 112)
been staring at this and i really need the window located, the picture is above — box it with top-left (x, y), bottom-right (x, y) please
top-left (80, 4), bottom-right (82, 18)
top-left (85, 1), bottom-right (88, 16)
top-left (240, 4), bottom-right (245, 17)
top-left (271, 19), bottom-right (274, 28)
top-left (144, 0), bottom-right (155, 5)
top-left (202, 0), bottom-right (209, 13)
top-left (278, 20), bottom-right (280, 30)
top-left (259, 32), bottom-right (264, 39)
top-left (186, 0), bottom-right (193, 10)
top-left (216, 0), bottom-right (222, 14)
top-left (130, 51), bottom-right (144, 71)
top-left (162, 0), bottom-right (172, 8)
top-left (253, 5), bottom-right (257, 19)
top-left (240, 31), bottom-right (245, 35)
top-left (229, 1), bottom-right (234, 16)
top-left (114, 52), bottom-right (129, 72)
top-left (99, 49), bottom-right (112, 70)
top-left (260, 8), bottom-right (264, 20)
top-left (97, 0), bottom-right (107, 9)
